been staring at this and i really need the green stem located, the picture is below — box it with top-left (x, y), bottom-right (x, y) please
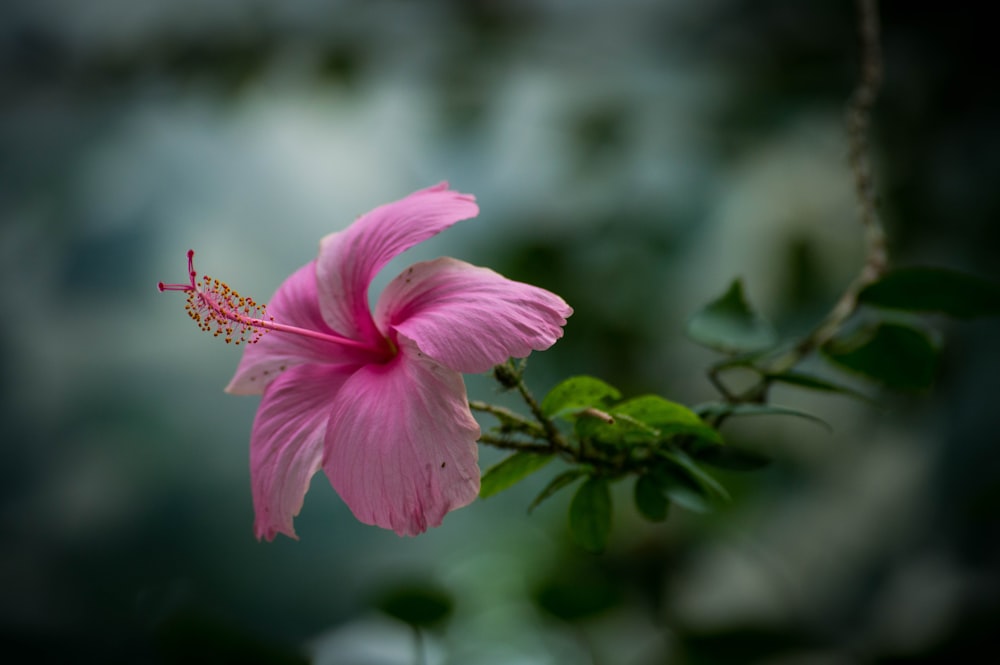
top-left (468, 400), bottom-right (547, 437)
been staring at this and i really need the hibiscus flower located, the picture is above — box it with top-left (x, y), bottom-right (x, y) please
top-left (159, 183), bottom-right (571, 538)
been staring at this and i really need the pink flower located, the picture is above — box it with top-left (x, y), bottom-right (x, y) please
top-left (159, 183), bottom-right (571, 538)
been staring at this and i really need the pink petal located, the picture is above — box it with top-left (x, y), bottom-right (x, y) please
top-left (315, 183), bottom-right (479, 345)
top-left (226, 261), bottom-right (371, 395)
top-left (322, 336), bottom-right (481, 536)
top-left (250, 363), bottom-right (355, 541)
top-left (375, 258), bottom-right (573, 374)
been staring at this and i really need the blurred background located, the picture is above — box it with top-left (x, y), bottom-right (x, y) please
top-left (2, 0), bottom-right (999, 662)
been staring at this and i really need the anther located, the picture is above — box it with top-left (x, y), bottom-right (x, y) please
top-left (159, 249), bottom-right (393, 358)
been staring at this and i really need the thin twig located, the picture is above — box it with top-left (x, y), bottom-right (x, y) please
top-left (509, 366), bottom-right (569, 451)
top-left (765, 0), bottom-right (887, 375)
top-left (469, 400), bottom-right (547, 437)
top-left (477, 433), bottom-right (553, 453)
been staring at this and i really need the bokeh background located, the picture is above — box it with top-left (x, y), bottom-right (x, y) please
top-left (2, 1), bottom-right (999, 663)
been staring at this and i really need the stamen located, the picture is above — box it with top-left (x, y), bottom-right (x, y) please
top-left (188, 273), bottom-right (271, 345)
top-left (159, 249), bottom-right (389, 355)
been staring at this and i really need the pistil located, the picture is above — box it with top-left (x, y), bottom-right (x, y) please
top-left (159, 250), bottom-right (389, 355)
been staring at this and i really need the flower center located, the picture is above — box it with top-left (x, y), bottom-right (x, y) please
top-left (159, 250), bottom-right (389, 356)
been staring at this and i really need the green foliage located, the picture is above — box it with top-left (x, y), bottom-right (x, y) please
top-left (479, 451), bottom-right (553, 499)
top-left (859, 266), bottom-right (1000, 318)
top-left (631, 452), bottom-right (729, 516)
top-left (569, 477), bottom-right (612, 553)
top-left (686, 279), bottom-right (777, 353)
top-left (695, 402), bottom-right (833, 431)
top-left (651, 465), bottom-right (713, 514)
top-left (477, 251), bottom-right (997, 554)
top-left (659, 451), bottom-right (731, 501)
top-left (541, 375), bottom-right (621, 419)
top-left (764, 370), bottom-right (873, 402)
top-left (480, 369), bottom-right (742, 549)
top-left (822, 323), bottom-right (939, 391)
top-left (576, 395), bottom-right (722, 447)
top-left (529, 469), bottom-right (586, 513)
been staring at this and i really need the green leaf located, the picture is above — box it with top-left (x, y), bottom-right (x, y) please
top-left (479, 452), bottom-right (553, 499)
top-left (634, 475), bottom-right (669, 522)
top-left (663, 478), bottom-right (713, 514)
top-left (577, 395), bottom-right (722, 447)
top-left (528, 468), bottom-right (586, 513)
top-left (541, 376), bottom-right (622, 419)
top-left (569, 477), bottom-right (612, 553)
top-left (765, 371), bottom-right (873, 402)
top-left (665, 485), bottom-right (712, 513)
top-left (576, 412), bottom-right (660, 446)
top-left (822, 323), bottom-right (939, 392)
top-left (686, 279), bottom-right (777, 353)
top-left (652, 467), bottom-right (713, 514)
top-left (694, 402), bottom-right (832, 431)
top-left (858, 267), bottom-right (1000, 318)
top-left (659, 451), bottom-right (731, 501)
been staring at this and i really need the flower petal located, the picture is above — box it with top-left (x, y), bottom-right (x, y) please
top-left (375, 257), bottom-right (573, 374)
top-left (226, 260), bottom-right (370, 395)
top-left (315, 183), bottom-right (479, 344)
top-left (250, 363), bottom-right (354, 541)
top-left (322, 336), bottom-right (481, 536)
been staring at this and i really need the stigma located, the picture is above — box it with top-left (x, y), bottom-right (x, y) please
top-left (159, 250), bottom-right (391, 356)
top-left (158, 250), bottom-right (270, 345)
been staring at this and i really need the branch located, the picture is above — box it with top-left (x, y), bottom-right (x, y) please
top-left (766, 0), bottom-right (887, 375)
top-left (469, 400), bottom-right (547, 437)
top-left (516, 381), bottom-right (565, 448)
top-left (477, 433), bottom-right (553, 453)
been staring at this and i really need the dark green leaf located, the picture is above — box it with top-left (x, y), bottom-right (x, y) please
top-left (479, 452), bottom-right (553, 499)
top-left (694, 402), bottom-right (832, 431)
top-left (375, 585), bottom-right (453, 628)
top-left (577, 395), bottom-right (722, 447)
top-left (634, 475), bottom-right (669, 522)
top-left (528, 468), bottom-right (586, 513)
top-left (765, 370), bottom-right (873, 402)
top-left (859, 267), bottom-right (1000, 318)
top-left (686, 279), bottom-right (777, 353)
top-left (541, 376), bottom-right (622, 419)
top-left (659, 451), bottom-right (731, 501)
top-left (648, 465), bottom-right (713, 513)
top-left (576, 412), bottom-right (659, 446)
top-left (569, 477), bottom-right (612, 553)
top-left (665, 485), bottom-right (712, 513)
top-left (822, 323), bottom-right (939, 392)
